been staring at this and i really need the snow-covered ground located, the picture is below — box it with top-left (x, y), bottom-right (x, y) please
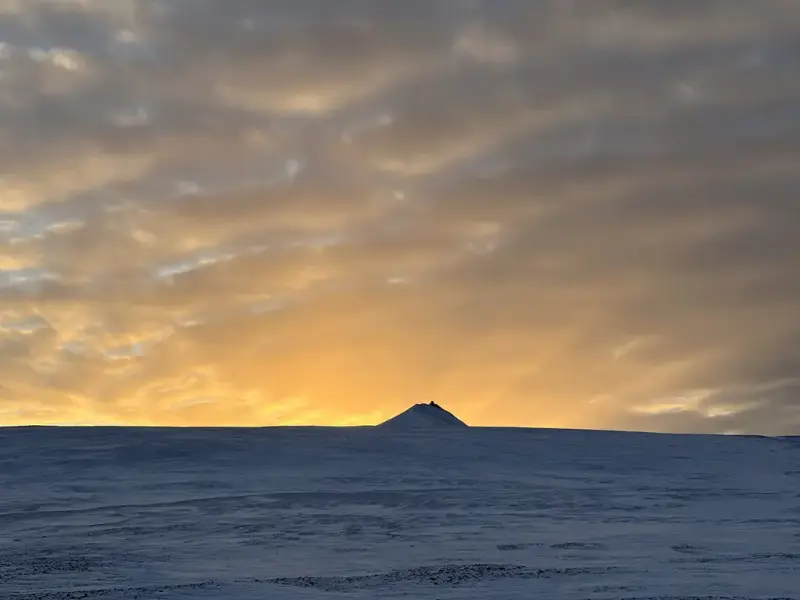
top-left (1, 426), bottom-right (799, 599)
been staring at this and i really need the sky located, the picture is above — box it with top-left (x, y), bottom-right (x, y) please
top-left (1, 0), bottom-right (799, 433)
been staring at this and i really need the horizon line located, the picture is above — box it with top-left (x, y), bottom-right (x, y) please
top-left (0, 423), bottom-right (780, 438)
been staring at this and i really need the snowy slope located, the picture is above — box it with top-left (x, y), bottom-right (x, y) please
top-left (1, 426), bottom-right (799, 599)
top-left (377, 402), bottom-right (469, 429)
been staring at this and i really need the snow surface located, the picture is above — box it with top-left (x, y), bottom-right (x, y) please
top-left (377, 402), bottom-right (468, 428)
top-left (1, 426), bottom-right (799, 599)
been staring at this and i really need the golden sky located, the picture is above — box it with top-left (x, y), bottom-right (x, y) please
top-left (1, 0), bottom-right (800, 433)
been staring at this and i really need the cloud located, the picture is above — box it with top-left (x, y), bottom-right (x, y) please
top-left (1, 0), bottom-right (799, 433)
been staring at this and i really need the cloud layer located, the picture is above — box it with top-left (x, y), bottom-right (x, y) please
top-left (1, 0), bottom-right (799, 433)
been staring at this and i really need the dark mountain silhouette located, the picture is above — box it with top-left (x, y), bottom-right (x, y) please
top-left (377, 401), bottom-right (469, 429)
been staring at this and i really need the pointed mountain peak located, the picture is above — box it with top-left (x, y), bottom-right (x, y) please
top-left (377, 401), bottom-right (469, 429)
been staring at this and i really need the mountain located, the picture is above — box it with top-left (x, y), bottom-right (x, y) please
top-left (377, 402), bottom-right (469, 429)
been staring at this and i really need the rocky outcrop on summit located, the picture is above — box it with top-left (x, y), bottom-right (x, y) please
top-left (377, 402), bottom-right (468, 429)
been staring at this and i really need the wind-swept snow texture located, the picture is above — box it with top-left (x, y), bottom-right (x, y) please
top-left (1, 427), bottom-right (799, 599)
top-left (377, 402), bottom-right (469, 428)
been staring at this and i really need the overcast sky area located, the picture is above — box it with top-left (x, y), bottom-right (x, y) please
top-left (1, 0), bottom-right (799, 433)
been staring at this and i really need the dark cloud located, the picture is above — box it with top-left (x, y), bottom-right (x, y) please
top-left (0, 0), bottom-right (798, 432)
